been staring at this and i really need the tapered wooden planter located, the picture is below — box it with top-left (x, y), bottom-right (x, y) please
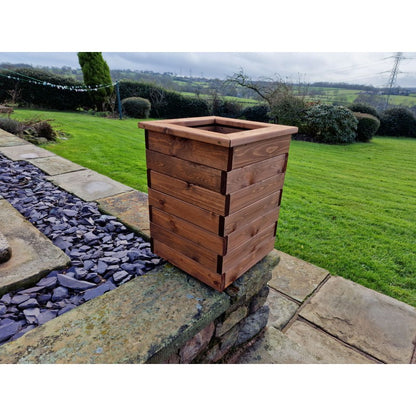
top-left (139, 116), bottom-right (298, 291)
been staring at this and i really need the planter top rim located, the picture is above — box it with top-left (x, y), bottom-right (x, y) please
top-left (139, 116), bottom-right (298, 147)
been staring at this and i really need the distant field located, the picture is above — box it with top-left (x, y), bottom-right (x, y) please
top-left (8, 109), bottom-right (416, 307)
top-left (180, 91), bottom-right (260, 107)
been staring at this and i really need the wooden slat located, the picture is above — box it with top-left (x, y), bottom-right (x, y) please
top-left (140, 116), bottom-right (216, 128)
top-left (226, 154), bottom-right (287, 194)
top-left (150, 223), bottom-right (218, 270)
top-left (223, 191), bottom-right (281, 235)
top-left (231, 135), bottom-right (291, 169)
top-left (228, 173), bottom-right (285, 214)
top-left (195, 124), bottom-right (246, 134)
top-left (152, 239), bottom-right (224, 291)
top-left (228, 126), bottom-right (298, 147)
top-left (222, 224), bottom-right (276, 272)
top-left (227, 209), bottom-right (279, 250)
top-left (146, 149), bottom-right (223, 192)
top-left (149, 171), bottom-right (226, 215)
top-left (151, 207), bottom-right (226, 255)
top-left (148, 188), bottom-right (221, 234)
top-left (223, 239), bottom-right (275, 288)
top-left (146, 131), bottom-right (230, 170)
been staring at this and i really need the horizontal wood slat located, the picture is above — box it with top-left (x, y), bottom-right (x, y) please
top-left (147, 131), bottom-right (230, 169)
top-left (226, 209), bottom-right (279, 249)
top-left (232, 135), bottom-right (291, 169)
top-left (224, 191), bottom-right (281, 235)
top-left (151, 207), bottom-right (226, 255)
top-left (148, 188), bottom-right (221, 234)
top-left (222, 224), bottom-right (276, 272)
top-left (223, 239), bottom-right (275, 288)
top-left (152, 239), bottom-right (224, 291)
top-left (146, 149), bottom-right (223, 192)
top-left (150, 223), bottom-right (218, 270)
top-left (226, 154), bottom-right (287, 194)
top-left (228, 173), bottom-right (285, 214)
top-left (149, 171), bottom-right (227, 215)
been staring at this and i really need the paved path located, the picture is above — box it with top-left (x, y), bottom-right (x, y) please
top-left (1, 128), bottom-right (416, 364)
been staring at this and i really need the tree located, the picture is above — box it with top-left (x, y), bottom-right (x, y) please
top-left (77, 52), bottom-right (113, 110)
top-left (226, 69), bottom-right (309, 126)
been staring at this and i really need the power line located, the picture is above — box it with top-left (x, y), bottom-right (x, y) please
top-left (384, 52), bottom-right (403, 110)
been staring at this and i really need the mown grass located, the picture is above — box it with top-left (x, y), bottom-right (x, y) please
top-left (10, 109), bottom-right (416, 306)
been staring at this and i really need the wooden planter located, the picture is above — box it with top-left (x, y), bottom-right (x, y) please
top-left (139, 116), bottom-right (298, 291)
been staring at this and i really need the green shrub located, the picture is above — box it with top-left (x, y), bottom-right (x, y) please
top-left (353, 112), bottom-right (380, 142)
top-left (270, 95), bottom-right (307, 127)
top-left (0, 67), bottom-right (91, 110)
top-left (378, 107), bottom-right (416, 137)
top-left (211, 98), bottom-right (243, 118)
top-left (349, 103), bottom-right (379, 119)
top-left (304, 104), bottom-right (358, 144)
top-left (0, 117), bottom-right (24, 135)
top-left (118, 80), bottom-right (209, 118)
top-left (121, 97), bottom-right (151, 118)
top-left (240, 104), bottom-right (270, 122)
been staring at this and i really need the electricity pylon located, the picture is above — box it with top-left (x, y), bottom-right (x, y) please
top-left (384, 52), bottom-right (403, 110)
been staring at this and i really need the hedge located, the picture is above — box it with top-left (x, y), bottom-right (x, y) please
top-left (353, 112), bottom-right (380, 142)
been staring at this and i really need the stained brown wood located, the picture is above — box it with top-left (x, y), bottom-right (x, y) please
top-left (193, 124), bottom-right (246, 134)
top-left (148, 188), bottom-right (221, 234)
top-left (223, 238), bottom-right (275, 288)
top-left (231, 135), bottom-right (291, 169)
top-left (149, 171), bottom-right (227, 215)
top-left (146, 149), bottom-right (223, 192)
top-left (226, 154), bottom-right (287, 194)
top-left (222, 224), bottom-right (276, 272)
top-left (146, 131), bottom-right (230, 170)
top-left (152, 239), bottom-right (224, 291)
top-left (223, 191), bottom-right (281, 235)
top-left (151, 207), bottom-right (226, 255)
top-left (226, 209), bottom-right (279, 249)
top-left (150, 223), bottom-right (218, 270)
top-left (228, 173), bottom-right (285, 214)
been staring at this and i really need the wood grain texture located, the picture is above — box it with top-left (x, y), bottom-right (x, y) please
top-left (223, 191), bottom-right (281, 235)
top-left (146, 131), bottom-right (230, 170)
top-left (148, 188), bottom-right (221, 234)
top-left (150, 222), bottom-right (218, 270)
top-left (231, 135), bottom-right (291, 169)
top-left (226, 154), bottom-right (287, 194)
top-left (146, 149), bottom-right (223, 192)
top-left (151, 207), bottom-right (226, 255)
top-left (228, 173), bottom-right (285, 214)
top-left (149, 170), bottom-right (226, 215)
top-left (152, 239), bottom-right (224, 291)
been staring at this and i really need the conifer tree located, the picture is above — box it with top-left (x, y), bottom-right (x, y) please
top-left (77, 52), bottom-right (113, 110)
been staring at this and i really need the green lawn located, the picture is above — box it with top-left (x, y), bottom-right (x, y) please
top-left (10, 109), bottom-right (416, 306)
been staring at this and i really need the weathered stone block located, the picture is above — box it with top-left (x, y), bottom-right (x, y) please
top-left (236, 305), bottom-right (270, 346)
top-left (179, 322), bottom-right (215, 363)
top-left (215, 305), bottom-right (248, 338)
top-left (249, 285), bottom-right (269, 314)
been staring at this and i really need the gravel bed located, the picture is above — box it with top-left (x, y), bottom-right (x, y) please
top-left (0, 154), bottom-right (162, 345)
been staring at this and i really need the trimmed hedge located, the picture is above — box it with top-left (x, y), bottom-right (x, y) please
top-left (121, 97), bottom-right (151, 118)
top-left (353, 112), bottom-right (380, 142)
top-left (240, 104), bottom-right (270, 122)
top-left (0, 68), bottom-right (91, 110)
top-left (304, 104), bottom-right (358, 144)
top-left (349, 103), bottom-right (379, 119)
top-left (118, 80), bottom-right (210, 118)
top-left (378, 107), bottom-right (416, 137)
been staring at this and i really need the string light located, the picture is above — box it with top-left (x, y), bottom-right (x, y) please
top-left (0, 68), bottom-right (116, 92)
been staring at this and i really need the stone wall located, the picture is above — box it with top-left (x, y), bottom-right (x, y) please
top-left (0, 250), bottom-right (279, 364)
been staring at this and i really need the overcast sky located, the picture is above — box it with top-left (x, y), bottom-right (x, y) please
top-left (1, 52), bottom-right (416, 88)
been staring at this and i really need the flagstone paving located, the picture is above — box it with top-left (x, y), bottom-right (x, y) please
top-left (1, 128), bottom-right (416, 364)
top-left (0, 198), bottom-right (70, 295)
top-left (97, 191), bottom-right (150, 240)
top-left (0, 143), bottom-right (56, 160)
top-left (28, 155), bottom-right (85, 176)
top-left (47, 169), bottom-right (133, 201)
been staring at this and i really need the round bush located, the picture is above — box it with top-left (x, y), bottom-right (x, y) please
top-left (378, 107), bottom-right (416, 137)
top-left (304, 104), bottom-right (358, 144)
top-left (353, 112), bottom-right (380, 142)
top-left (349, 103), bottom-right (379, 119)
top-left (240, 104), bottom-right (270, 122)
top-left (121, 97), bottom-right (151, 118)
